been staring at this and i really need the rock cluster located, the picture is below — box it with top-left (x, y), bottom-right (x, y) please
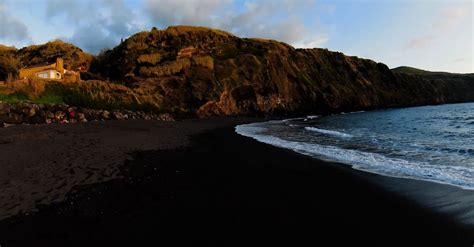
top-left (0, 102), bottom-right (174, 127)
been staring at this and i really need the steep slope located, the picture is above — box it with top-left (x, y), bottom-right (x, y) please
top-left (91, 26), bottom-right (474, 116)
top-left (392, 67), bottom-right (474, 104)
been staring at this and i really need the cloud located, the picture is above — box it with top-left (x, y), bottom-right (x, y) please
top-left (46, 0), bottom-right (83, 22)
top-left (67, 25), bottom-right (117, 53)
top-left (45, 0), bottom-right (139, 53)
top-left (404, 5), bottom-right (470, 51)
top-left (434, 6), bottom-right (469, 30)
top-left (145, 0), bottom-right (328, 48)
top-left (0, 2), bottom-right (30, 43)
top-left (223, 1), bottom-right (327, 47)
top-left (451, 57), bottom-right (466, 63)
top-left (3, 0), bottom-right (329, 52)
top-left (234, 16), bottom-right (328, 48)
top-left (103, 0), bottom-right (137, 36)
top-left (403, 35), bottom-right (436, 50)
top-left (145, 0), bottom-right (232, 27)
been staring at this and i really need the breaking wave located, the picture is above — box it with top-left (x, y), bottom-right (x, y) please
top-left (305, 127), bottom-right (353, 138)
top-left (236, 103), bottom-right (474, 190)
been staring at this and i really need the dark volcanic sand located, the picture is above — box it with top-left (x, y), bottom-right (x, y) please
top-left (0, 119), bottom-right (234, 220)
top-left (0, 118), bottom-right (472, 247)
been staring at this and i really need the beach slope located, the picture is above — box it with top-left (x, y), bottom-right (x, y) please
top-left (0, 119), bottom-right (472, 246)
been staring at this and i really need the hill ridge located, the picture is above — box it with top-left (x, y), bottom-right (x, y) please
top-left (0, 26), bottom-right (473, 117)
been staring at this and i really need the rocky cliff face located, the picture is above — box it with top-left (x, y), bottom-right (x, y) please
top-left (91, 26), bottom-right (474, 117)
top-left (3, 26), bottom-right (473, 117)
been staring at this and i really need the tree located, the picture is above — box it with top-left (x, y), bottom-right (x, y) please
top-left (0, 53), bottom-right (19, 81)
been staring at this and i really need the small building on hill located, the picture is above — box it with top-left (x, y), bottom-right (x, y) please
top-left (19, 58), bottom-right (65, 80)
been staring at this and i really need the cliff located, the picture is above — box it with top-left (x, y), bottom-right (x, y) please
top-left (91, 26), bottom-right (474, 117)
top-left (1, 26), bottom-right (473, 117)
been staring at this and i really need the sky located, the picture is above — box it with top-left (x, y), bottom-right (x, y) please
top-left (0, 0), bottom-right (472, 73)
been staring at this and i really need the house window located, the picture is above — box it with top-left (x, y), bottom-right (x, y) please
top-left (56, 72), bottom-right (61, 78)
top-left (37, 72), bottom-right (49, 78)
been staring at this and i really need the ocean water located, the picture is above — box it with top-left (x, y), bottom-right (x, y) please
top-left (236, 103), bottom-right (474, 190)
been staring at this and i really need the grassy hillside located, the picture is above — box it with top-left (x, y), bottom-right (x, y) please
top-left (0, 79), bottom-right (162, 112)
top-left (18, 40), bottom-right (93, 70)
top-left (0, 40), bottom-right (93, 81)
top-left (391, 66), bottom-right (433, 75)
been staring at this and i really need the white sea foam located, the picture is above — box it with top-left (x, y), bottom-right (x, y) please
top-left (305, 127), bottom-right (353, 138)
top-left (236, 122), bottom-right (474, 190)
top-left (303, 115), bottom-right (320, 122)
top-left (340, 111), bottom-right (366, 115)
top-left (281, 117), bottom-right (306, 122)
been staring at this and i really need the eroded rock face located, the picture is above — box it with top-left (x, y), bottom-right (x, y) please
top-left (92, 26), bottom-right (474, 117)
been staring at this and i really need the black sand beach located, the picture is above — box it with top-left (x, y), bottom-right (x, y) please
top-left (0, 118), bottom-right (472, 246)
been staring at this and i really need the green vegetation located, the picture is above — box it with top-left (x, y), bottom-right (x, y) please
top-left (0, 84), bottom-right (63, 104)
top-left (0, 92), bottom-right (29, 103)
top-left (0, 80), bottom-right (163, 113)
top-left (40, 83), bottom-right (128, 110)
top-left (34, 85), bottom-right (64, 104)
top-left (34, 94), bottom-right (64, 104)
top-left (391, 66), bottom-right (432, 75)
top-left (215, 44), bottom-right (240, 61)
top-left (165, 26), bottom-right (235, 38)
top-left (18, 40), bottom-right (93, 70)
top-left (297, 72), bottom-right (315, 86)
top-left (137, 53), bottom-right (163, 65)
top-left (0, 45), bottom-right (19, 81)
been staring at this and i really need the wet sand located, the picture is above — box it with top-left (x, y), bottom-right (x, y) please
top-left (0, 118), bottom-right (472, 246)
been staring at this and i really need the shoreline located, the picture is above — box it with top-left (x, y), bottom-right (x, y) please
top-left (0, 118), bottom-right (472, 246)
top-left (236, 103), bottom-right (474, 192)
top-left (235, 118), bottom-right (474, 226)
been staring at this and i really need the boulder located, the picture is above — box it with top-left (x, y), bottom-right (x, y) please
top-left (158, 113), bottom-right (174, 121)
top-left (101, 110), bottom-right (110, 120)
top-left (77, 113), bottom-right (88, 123)
top-left (5, 113), bottom-right (24, 124)
top-left (112, 111), bottom-right (126, 120)
top-left (24, 106), bottom-right (36, 118)
top-left (55, 111), bottom-right (66, 121)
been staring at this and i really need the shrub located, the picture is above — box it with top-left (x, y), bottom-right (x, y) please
top-left (0, 92), bottom-right (29, 103)
top-left (137, 53), bottom-right (162, 65)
